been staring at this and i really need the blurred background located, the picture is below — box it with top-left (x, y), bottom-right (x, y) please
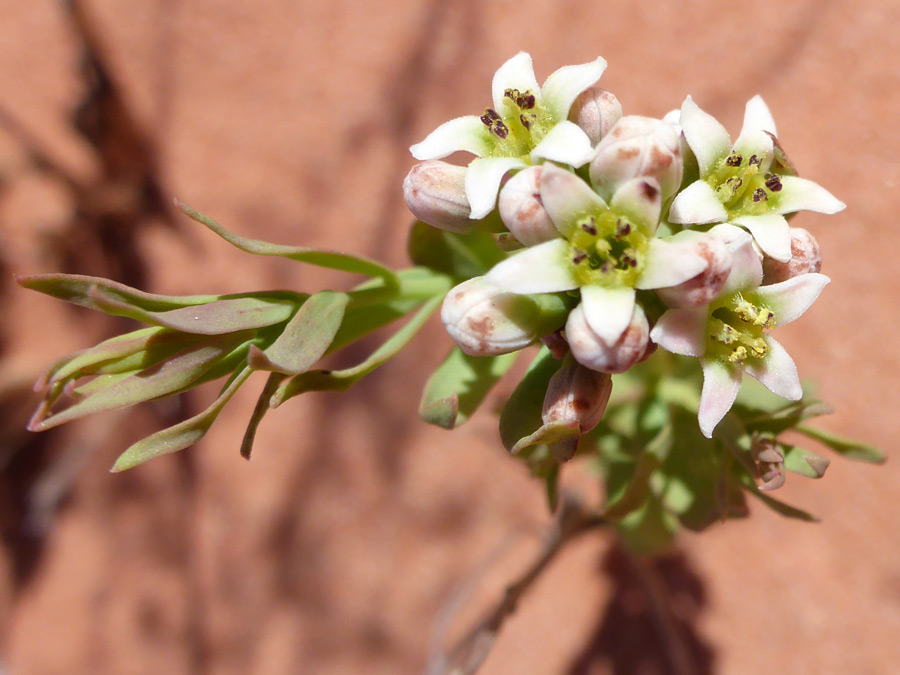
top-left (1, 1), bottom-right (898, 673)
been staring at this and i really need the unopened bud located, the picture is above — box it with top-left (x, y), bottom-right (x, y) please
top-left (403, 160), bottom-right (473, 232)
top-left (498, 166), bottom-right (558, 246)
top-left (589, 116), bottom-right (683, 202)
top-left (762, 227), bottom-right (822, 284)
top-left (568, 86), bottom-right (623, 146)
top-left (566, 302), bottom-right (649, 373)
top-left (657, 234), bottom-right (732, 308)
top-left (542, 358), bottom-right (613, 434)
top-left (752, 437), bottom-right (785, 491)
top-left (441, 277), bottom-right (571, 356)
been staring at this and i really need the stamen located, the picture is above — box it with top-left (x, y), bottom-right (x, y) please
top-left (614, 219), bottom-right (632, 238)
top-left (581, 218), bottom-right (598, 235)
top-left (620, 248), bottom-right (639, 268)
top-left (727, 176), bottom-right (743, 193)
top-left (503, 88), bottom-right (519, 101)
top-left (480, 108), bottom-right (500, 126)
top-left (748, 155), bottom-right (761, 166)
top-left (572, 249), bottom-right (587, 265)
top-left (752, 188), bottom-right (768, 202)
top-left (493, 121), bottom-right (509, 139)
top-left (729, 345), bottom-right (749, 363)
top-left (765, 174), bottom-right (783, 192)
top-left (725, 152), bottom-right (743, 167)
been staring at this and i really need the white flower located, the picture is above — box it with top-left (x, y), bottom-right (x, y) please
top-left (410, 52), bottom-right (607, 219)
top-left (484, 164), bottom-right (707, 368)
top-left (668, 95), bottom-right (845, 262)
top-left (649, 228), bottom-right (830, 437)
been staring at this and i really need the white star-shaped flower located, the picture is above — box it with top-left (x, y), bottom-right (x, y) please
top-left (410, 52), bottom-right (607, 219)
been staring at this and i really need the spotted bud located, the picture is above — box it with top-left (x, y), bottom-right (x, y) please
top-left (762, 227), bottom-right (822, 284)
top-left (566, 302), bottom-right (649, 373)
top-left (542, 358), bottom-right (613, 435)
top-left (403, 160), bottom-right (473, 232)
top-left (589, 116), bottom-right (683, 203)
top-left (498, 166), bottom-right (558, 246)
top-left (568, 86), bottom-right (623, 146)
top-left (441, 277), bottom-right (572, 357)
top-left (657, 234), bottom-right (732, 308)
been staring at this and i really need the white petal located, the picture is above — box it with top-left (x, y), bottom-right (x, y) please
top-left (540, 57), bottom-right (608, 122)
top-left (539, 164), bottom-right (607, 238)
top-left (756, 273), bottom-right (830, 326)
top-left (699, 358), bottom-right (742, 438)
top-left (720, 234), bottom-right (763, 294)
top-left (736, 95), bottom-right (777, 144)
top-left (465, 156), bottom-right (527, 219)
top-left (580, 285), bottom-right (636, 345)
top-left (486, 238), bottom-right (578, 294)
top-left (743, 337), bottom-right (802, 400)
top-left (732, 213), bottom-right (792, 262)
top-left (650, 308), bottom-right (708, 357)
top-left (662, 109), bottom-right (681, 125)
top-left (679, 96), bottom-right (731, 176)
top-left (492, 52), bottom-right (540, 113)
top-left (636, 238), bottom-right (707, 289)
top-left (411, 116), bottom-right (493, 160)
top-left (732, 130), bottom-right (774, 167)
top-left (775, 176), bottom-right (846, 215)
top-left (530, 121), bottom-right (596, 167)
top-left (668, 180), bottom-right (729, 225)
top-left (610, 177), bottom-right (662, 233)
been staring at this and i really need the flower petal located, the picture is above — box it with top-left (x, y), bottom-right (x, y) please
top-left (732, 130), bottom-right (774, 169)
top-left (580, 285), bottom-right (636, 346)
top-left (486, 238), bottom-right (578, 294)
top-left (679, 96), bottom-right (731, 176)
top-left (410, 116), bottom-right (494, 160)
top-left (756, 273), bottom-right (830, 326)
top-left (650, 308), bottom-right (708, 357)
top-left (540, 57), bottom-right (608, 122)
top-left (668, 180), bottom-right (729, 225)
top-left (735, 95), bottom-right (777, 145)
top-left (718, 232), bottom-right (763, 294)
top-left (531, 121), bottom-right (596, 167)
top-left (610, 177), bottom-right (662, 233)
top-left (635, 238), bottom-right (708, 290)
top-left (492, 52), bottom-right (540, 113)
top-left (743, 336), bottom-right (802, 401)
top-left (465, 156), bottom-right (527, 219)
top-left (699, 358), bottom-right (742, 438)
top-left (732, 213), bottom-right (792, 262)
top-left (774, 176), bottom-right (846, 215)
top-left (539, 164), bottom-right (607, 238)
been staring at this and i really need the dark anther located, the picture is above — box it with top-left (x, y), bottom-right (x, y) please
top-left (581, 219), bottom-right (598, 235)
top-left (600, 260), bottom-right (613, 274)
top-left (727, 176), bottom-right (743, 193)
top-left (725, 152), bottom-right (743, 167)
top-left (493, 121), bottom-right (509, 139)
top-left (572, 249), bottom-right (587, 265)
top-left (516, 93), bottom-right (536, 109)
top-left (480, 113), bottom-right (493, 126)
top-left (765, 174), bottom-right (783, 192)
top-left (615, 219), bottom-right (632, 238)
top-left (481, 108), bottom-right (500, 126)
top-left (621, 249), bottom-right (639, 268)
top-left (504, 88), bottom-right (520, 100)
top-left (752, 188), bottom-right (768, 202)
top-left (748, 154), bottom-right (760, 166)
top-left (520, 114), bottom-right (532, 130)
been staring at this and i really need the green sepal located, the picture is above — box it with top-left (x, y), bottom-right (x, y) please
top-left (511, 420), bottom-right (581, 460)
top-left (781, 444), bottom-right (830, 478)
top-left (419, 348), bottom-right (518, 430)
top-left (407, 221), bottom-right (505, 281)
top-left (177, 201), bottom-right (398, 287)
top-left (111, 366), bottom-right (254, 472)
top-left (795, 424), bottom-right (885, 464)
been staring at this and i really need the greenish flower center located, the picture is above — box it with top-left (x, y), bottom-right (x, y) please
top-left (480, 88), bottom-right (554, 159)
top-left (706, 292), bottom-right (775, 365)
top-left (566, 209), bottom-right (649, 288)
top-left (705, 150), bottom-right (784, 218)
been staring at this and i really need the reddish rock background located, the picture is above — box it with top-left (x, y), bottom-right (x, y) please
top-left (1, 1), bottom-right (898, 673)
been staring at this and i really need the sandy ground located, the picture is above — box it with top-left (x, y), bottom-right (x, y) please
top-left (1, 1), bottom-right (898, 673)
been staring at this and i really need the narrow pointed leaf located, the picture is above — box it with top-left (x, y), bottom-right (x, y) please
top-left (795, 424), bottom-right (885, 464)
top-left (741, 477), bottom-right (818, 522)
top-left (741, 399), bottom-right (833, 435)
top-left (240, 372), bottom-right (287, 459)
top-left (407, 221), bottom-right (505, 281)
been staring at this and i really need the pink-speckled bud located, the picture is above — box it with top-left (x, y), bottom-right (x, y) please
top-left (589, 116), bottom-right (683, 202)
top-left (568, 86), bottom-right (623, 146)
top-left (762, 227), bottom-right (822, 284)
top-left (657, 234), bottom-right (732, 308)
top-left (498, 166), bottom-right (558, 246)
top-left (566, 302), bottom-right (650, 373)
top-left (403, 160), bottom-right (473, 232)
top-left (542, 359), bottom-right (613, 434)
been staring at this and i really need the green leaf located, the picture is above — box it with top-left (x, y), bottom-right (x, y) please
top-left (407, 221), bottom-right (505, 280)
top-left (795, 424), bottom-right (885, 464)
top-left (418, 348), bottom-right (518, 430)
top-left (177, 201), bottom-right (398, 287)
top-left (248, 291), bottom-right (348, 374)
top-left (89, 287), bottom-right (299, 334)
top-left (740, 399), bottom-right (834, 435)
top-left (781, 444), bottom-right (830, 478)
top-left (741, 479), bottom-right (819, 522)
top-left (240, 372), bottom-right (287, 459)
top-left (603, 450), bottom-right (660, 520)
top-left (615, 495), bottom-right (679, 555)
top-left (270, 294), bottom-right (442, 407)
top-left (111, 366), bottom-right (254, 472)
top-left (498, 348), bottom-right (560, 453)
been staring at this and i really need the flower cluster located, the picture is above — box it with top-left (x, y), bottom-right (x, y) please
top-left (405, 52), bottom-right (844, 440)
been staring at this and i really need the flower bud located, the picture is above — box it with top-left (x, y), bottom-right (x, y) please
top-left (589, 116), bottom-right (683, 202)
top-left (441, 277), bottom-right (571, 356)
top-left (542, 358), bottom-right (613, 434)
top-left (568, 86), bottom-right (623, 146)
top-left (403, 160), bottom-right (473, 232)
top-left (498, 166), bottom-right (558, 246)
top-left (566, 302), bottom-right (649, 373)
top-left (657, 234), bottom-right (732, 308)
top-left (762, 227), bottom-right (822, 284)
